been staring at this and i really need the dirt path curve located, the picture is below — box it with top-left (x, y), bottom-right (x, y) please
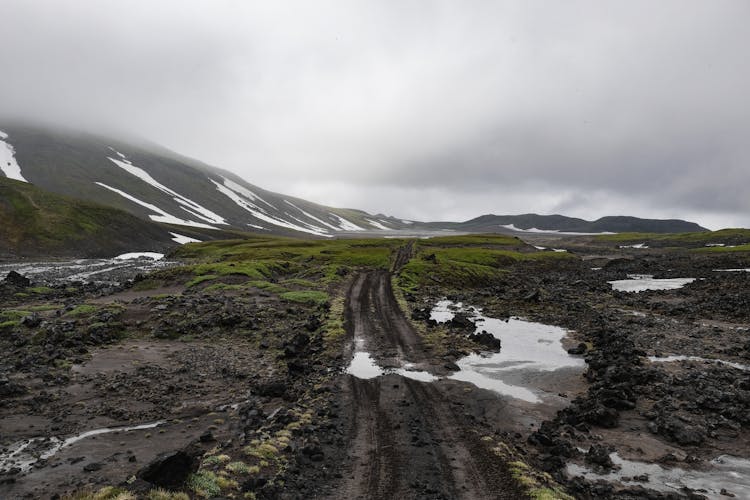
top-left (328, 267), bottom-right (523, 500)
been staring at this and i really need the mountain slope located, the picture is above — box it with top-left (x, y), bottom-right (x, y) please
top-left (0, 176), bottom-right (177, 258)
top-left (0, 123), bottom-right (412, 238)
top-left (0, 123), bottom-right (710, 239)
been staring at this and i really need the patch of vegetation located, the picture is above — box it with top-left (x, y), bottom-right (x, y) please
top-left (202, 283), bottom-right (248, 293)
top-left (243, 442), bottom-right (280, 461)
top-left (596, 228), bottom-right (750, 248)
top-left (488, 439), bottom-right (573, 500)
top-left (280, 290), bottom-right (329, 305)
top-left (225, 461), bottom-right (252, 474)
top-left (418, 234), bottom-right (520, 247)
top-left (0, 309), bottom-right (31, 322)
top-left (397, 238), bottom-right (572, 292)
top-left (202, 454), bottom-right (231, 465)
top-left (28, 303), bottom-right (61, 312)
top-left (247, 280), bottom-right (288, 294)
top-left (323, 292), bottom-right (346, 350)
top-left (697, 242), bottom-right (750, 253)
top-left (66, 304), bottom-right (99, 317)
top-left (0, 176), bottom-right (173, 258)
top-left (187, 471), bottom-right (222, 497)
top-left (280, 278), bottom-right (320, 288)
top-left (146, 490), bottom-right (189, 500)
top-left (62, 486), bottom-right (135, 500)
top-left (28, 286), bottom-right (55, 294)
top-left (186, 274), bottom-right (219, 287)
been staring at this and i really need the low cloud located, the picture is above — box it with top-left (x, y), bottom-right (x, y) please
top-left (1, 0), bottom-right (748, 228)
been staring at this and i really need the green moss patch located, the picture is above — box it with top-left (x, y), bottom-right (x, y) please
top-left (280, 290), bottom-right (329, 305)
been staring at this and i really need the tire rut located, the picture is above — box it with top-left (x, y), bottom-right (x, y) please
top-left (329, 269), bottom-right (523, 499)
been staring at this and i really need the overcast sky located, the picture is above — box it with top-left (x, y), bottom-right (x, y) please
top-left (1, 1), bottom-right (749, 229)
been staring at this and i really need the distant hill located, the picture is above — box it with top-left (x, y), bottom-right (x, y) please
top-left (446, 213), bottom-right (707, 234)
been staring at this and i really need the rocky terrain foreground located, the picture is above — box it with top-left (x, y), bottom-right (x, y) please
top-left (0, 232), bottom-right (749, 499)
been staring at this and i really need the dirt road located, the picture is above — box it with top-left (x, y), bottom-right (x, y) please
top-left (330, 269), bottom-right (523, 500)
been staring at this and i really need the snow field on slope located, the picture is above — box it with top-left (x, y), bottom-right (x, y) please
top-left (0, 130), bottom-right (28, 182)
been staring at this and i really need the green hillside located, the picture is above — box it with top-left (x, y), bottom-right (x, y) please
top-left (0, 176), bottom-right (175, 258)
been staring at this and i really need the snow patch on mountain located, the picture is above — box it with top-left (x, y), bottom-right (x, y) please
top-left (107, 149), bottom-right (226, 225)
top-left (284, 200), bottom-right (340, 231)
top-left (500, 224), bottom-right (615, 236)
top-left (212, 178), bottom-right (332, 237)
top-left (95, 182), bottom-right (216, 229)
top-left (330, 213), bottom-right (365, 231)
top-left (222, 177), bottom-right (277, 211)
top-left (170, 232), bottom-right (202, 244)
top-left (365, 219), bottom-right (390, 231)
top-left (0, 131), bottom-right (27, 183)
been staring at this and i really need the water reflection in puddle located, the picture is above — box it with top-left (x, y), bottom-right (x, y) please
top-left (345, 352), bottom-right (438, 382)
top-left (346, 352), bottom-right (384, 379)
top-left (566, 452), bottom-right (750, 498)
top-left (609, 274), bottom-right (695, 292)
top-left (430, 301), bottom-right (584, 403)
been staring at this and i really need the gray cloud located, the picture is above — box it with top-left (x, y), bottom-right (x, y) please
top-left (1, 0), bottom-right (748, 229)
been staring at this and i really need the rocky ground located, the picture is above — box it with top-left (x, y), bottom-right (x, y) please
top-left (0, 244), bottom-right (749, 499)
top-left (407, 249), bottom-right (750, 499)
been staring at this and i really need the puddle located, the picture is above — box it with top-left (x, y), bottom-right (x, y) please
top-left (609, 274), bottom-right (695, 292)
top-left (712, 268), bottom-right (750, 273)
top-left (393, 368), bottom-right (439, 382)
top-left (649, 355), bottom-right (749, 372)
top-left (430, 301), bottom-right (584, 403)
top-left (0, 421), bottom-right (164, 473)
top-left (345, 352), bottom-right (438, 382)
top-left (619, 243), bottom-right (649, 249)
top-left (346, 352), bottom-right (385, 379)
top-left (566, 452), bottom-right (750, 498)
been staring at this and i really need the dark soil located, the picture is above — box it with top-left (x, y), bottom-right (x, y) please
top-left (1, 244), bottom-right (749, 499)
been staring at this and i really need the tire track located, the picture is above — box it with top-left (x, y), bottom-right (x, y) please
top-left (329, 268), bottom-right (523, 499)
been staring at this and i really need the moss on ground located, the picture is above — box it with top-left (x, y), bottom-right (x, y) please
top-left (280, 290), bottom-right (329, 305)
top-left (65, 304), bottom-right (99, 317)
top-left (595, 228), bottom-right (750, 248)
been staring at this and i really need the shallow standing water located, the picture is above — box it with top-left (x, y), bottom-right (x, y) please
top-left (608, 274), bottom-right (695, 292)
top-left (0, 421), bottom-right (164, 474)
top-left (430, 301), bottom-right (584, 403)
top-left (566, 452), bottom-right (750, 498)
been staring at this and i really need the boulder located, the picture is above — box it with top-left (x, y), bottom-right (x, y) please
top-left (137, 448), bottom-right (201, 490)
top-left (4, 271), bottom-right (30, 288)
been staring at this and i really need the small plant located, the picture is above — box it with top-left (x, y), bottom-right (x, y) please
top-left (146, 489), bottom-right (189, 500)
top-left (202, 454), bottom-right (231, 465)
top-left (187, 471), bottom-right (221, 497)
top-left (225, 461), bottom-right (251, 474)
top-left (62, 486), bottom-right (135, 500)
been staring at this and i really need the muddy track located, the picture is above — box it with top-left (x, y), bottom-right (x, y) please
top-left (330, 270), bottom-right (522, 499)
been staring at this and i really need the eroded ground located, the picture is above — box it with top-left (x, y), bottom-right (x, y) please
top-left (1, 234), bottom-right (749, 499)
